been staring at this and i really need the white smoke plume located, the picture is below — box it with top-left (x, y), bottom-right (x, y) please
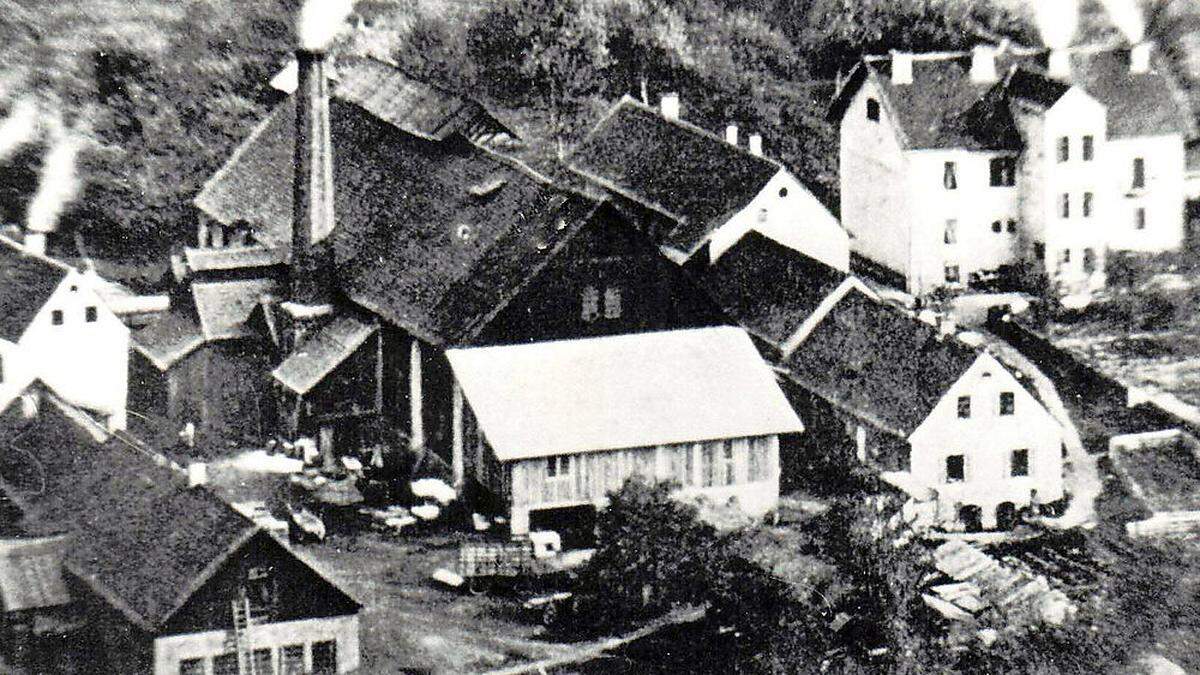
top-left (1096, 0), bottom-right (1145, 43)
top-left (27, 114), bottom-right (85, 235)
top-left (0, 96), bottom-right (40, 163)
top-left (298, 0), bottom-right (357, 52)
top-left (1034, 0), bottom-right (1080, 50)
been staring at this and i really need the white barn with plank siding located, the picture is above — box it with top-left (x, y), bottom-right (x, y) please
top-left (446, 326), bottom-right (804, 534)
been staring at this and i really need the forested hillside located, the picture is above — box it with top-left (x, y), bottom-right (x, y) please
top-left (0, 0), bottom-right (1194, 270)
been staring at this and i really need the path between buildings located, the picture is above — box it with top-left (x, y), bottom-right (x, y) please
top-left (984, 337), bottom-right (1101, 530)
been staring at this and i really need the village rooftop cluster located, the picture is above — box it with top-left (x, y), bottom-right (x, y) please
top-left (0, 0), bottom-right (1199, 673)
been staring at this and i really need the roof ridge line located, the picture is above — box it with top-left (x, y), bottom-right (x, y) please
top-left (0, 234), bottom-right (77, 274)
top-left (610, 96), bottom-right (784, 169)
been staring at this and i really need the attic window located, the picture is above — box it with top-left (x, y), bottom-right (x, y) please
top-left (942, 162), bottom-right (957, 190)
top-left (778, 187), bottom-right (788, 198)
top-left (455, 224), bottom-right (473, 242)
top-left (989, 157), bottom-right (1015, 187)
top-left (866, 98), bottom-right (880, 122)
top-left (51, 309), bottom-right (63, 326)
top-left (468, 177), bottom-right (507, 198)
top-left (85, 306), bottom-right (97, 323)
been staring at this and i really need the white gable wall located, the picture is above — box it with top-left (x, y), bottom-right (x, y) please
top-left (907, 353), bottom-right (1063, 529)
top-left (708, 169), bottom-right (850, 272)
top-left (1105, 133), bottom-right (1186, 252)
top-left (12, 271), bottom-right (130, 429)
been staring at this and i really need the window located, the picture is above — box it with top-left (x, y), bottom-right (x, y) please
top-left (312, 640), bottom-right (338, 675)
top-left (946, 455), bottom-right (965, 482)
top-left (1011, 449), bottom-right (1030, 477)
top-left (253, 649), bottom-right (274, 675)
top-left (1057, 136), bottom-right (1069, 162)
top-left (1060, 249), bottom-right (1072, 264)
top-left (1132, 157), bottom-right (1145, 189)
top-left (546, 455), bottom-right (571, 478)
top-left (944, 265), bottom-right (960, 283)
top-left (51, 309), bottom-right (63, 326)
top-left (778, 187), bottom-right (789, 198)
top-left (1033, 242), bottom-right (1045, 260)
top-left (989, 157), bottom-right (1015, 186)
top-left (580, 286), bottom-right (599, 322)
top-left (1083, 248), bottom-right (1096, 274)
top-left (179, 658), bottom-right (204, 675)
top-left (213, 653), bottom-right (239, 675)
top-left (85, 306), bottom-right (97, 322)
top-left (281, 645), bottom-right (306, 675)
top-left (943, 161), bottom-right (957, 190)
top-left (943, 219), bottom-right (957, 244)
top-left (721, 440), bottom-right (736, 486)
top-left (1083, 192), bottom-right (1093, 218)
top-left (866, 98), bottom-right (880, 121)
top-left (991, 220), bottom-right (1002, 233)
top-left (1007, 219), bottom-right (1017, 234)
top-left (1135, 207), bottom-right (1146, 230)
top-left (957, 396), bottom-right (971, 418)
top-left (1059, 193), bottom-right (1070, 219)
top-left (1082, 135), bottom-right (1094, 161)
top-left (747, 437), bottom-right (770, 482)
top-left (999, 391), bottom-right (1015, 415)
top-left (603, 287), bottom-right (622, 319)
top-left (701, 443), bottom-right (716, 487)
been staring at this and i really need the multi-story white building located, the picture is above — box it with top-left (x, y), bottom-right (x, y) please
top-left (832, 42), bottom-right (1193, 296)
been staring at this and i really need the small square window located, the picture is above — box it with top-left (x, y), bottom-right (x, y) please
top-left (943, 162), bottom-right (958, 190)
top-left (957, 396), bottom-right (971, 418)
top-left (85, 306), bottom-right (98, 322)
top-left (51, 309), bottom-right (63, 326)
top-left (312, 640), bottom-right (338, 675)
top-left (281, 645), bottom-right (306, 675)
top-left (991, 220), bottom-right (1002, 233)
top-left (944, 265), bottom-right (960, 283)
top-left (179, 658), bottom-right (205, 675)
top-left (1060, 249), bottom-right (1071, 264)
top-left (989, 157), bottom-right (1015, 186)
top-left (1007, 219), bottom-right (1017, 234)
top-left (213, 653), bottom-right (240, 675)
top-left (1000, 391), bottom-right (1015, 415)
top-left (1011, 449), bottom-right (1029, 477)
top-left (1135, 207), bottom-right (1146, 230)
top-left (547, 455), bottom-right (571, 478)
top-left (946, 455), bottom-right (965, 482)
top-left (1082, 135), bottom-right (1094, 161)
top-left (1057, 136), bottom-right (1069, 162)
top-left (866, 98), bottom-right (880, 122)
top-left (1083, 192), bottom-right (1093, 218)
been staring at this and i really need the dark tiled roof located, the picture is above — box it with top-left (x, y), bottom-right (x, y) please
top-left (0, 238), bottom-right (69, 342)
top-left (132, 308), bottom-right (206, 371)
top-left (272, 313), bottom-right (377, 394)
top-left (1004, 66), bottom-right (1071, 109)
top-left (1069, 49), bottom-right (1194, 138)
top-left (192, 278), bottom-right (280, 341)
top-left (196, 95), bottom-right (602, 345)
top-left (0, 399), bottom-right (257, 631)
top-left (784, 289), bottom-right (979, 437)
top-left (696, 231), bottom-right (846, 349)
top-left (567, 98), bottom-right (781, 254)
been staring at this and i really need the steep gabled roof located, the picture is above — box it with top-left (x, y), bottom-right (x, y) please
top-left (696, 232), bottom-right (846, 349)
top-left (0, 398), bottom-right (260, 631)
top-left (131, 308), bottom-right (206, 371)
top-left (0, 238), bottom-right (69, 342)
top-left (784, 289), bottom-right (979, 437)
top-left (567, 98), bottom-right (782, 254)
top-left (272, 312), bottom-right (377, 394)
top-left (192, 278), bottom-right (280, 341)
top-left (447, 327), bottom-right (804, 460)
top-left (1068, 49), bottom-right (1193, 138)
top-left (196, 94), bottom-right (603, 345)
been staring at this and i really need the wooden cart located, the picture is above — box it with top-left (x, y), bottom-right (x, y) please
top-left (457, 540), bottom-right (590, 594)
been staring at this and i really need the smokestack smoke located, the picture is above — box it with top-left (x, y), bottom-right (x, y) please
top-left (1096, 0), bottom-right (1145, 44)
top-left (298, 0), bottom-right (356, 53)
top-left (27, 113), bottom-right (84, 237)
top-left (0, 96), bottom-right (39, 163)
top-left (1034, 0), bottom-right (1080, 50)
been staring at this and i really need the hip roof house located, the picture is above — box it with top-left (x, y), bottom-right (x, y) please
top-left (446, 326), bottom-right (804, 534)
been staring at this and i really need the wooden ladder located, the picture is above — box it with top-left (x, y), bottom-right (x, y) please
top-left (231, 597), bottom-right (257, 675)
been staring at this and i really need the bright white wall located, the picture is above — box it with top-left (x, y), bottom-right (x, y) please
top-left (907, 353), bottom-right (1064, 528)
top-left (1105, 134), bottom-right (1186, 252)
top-left (153, 615), bottom-right (361, 675)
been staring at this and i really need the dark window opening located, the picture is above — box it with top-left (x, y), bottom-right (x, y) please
top-left (1011, 448), bottom-right (1029, 477)
top-left (312, 641), bottom-right (338, 675)
top-left (989, 156), bottom-right (1015, 186)
top-left (1083, 192), bottom-right (1093, 218)
top-left (866, 98), bottom-right (880, 121)
top-left (281, 645), bottom-right (305, 674)
top-left (1007, 219), bottom-right (1017, 234)
top-left (957, 396), bottom-right (971, 418)
top-left (179, 659), bottom-right (204, 675)
top-left (1060, 193), bottom-right (1070, 219)
top-left (946, 455), bottom-right (965, 482)
top-left (944, 265), bottom-right (960, 283)
top-left (1034, 242), bottom-right (1045, 260)
top-left (1083, 248), bottom-right (1096, 273)
top-left (943, 162), bottom-right (958, 190)
top-left (992, 220), bottom-right (1002, 233)
top-left (51, 309), bottom-right (63, 326)
top-left (1082, 135), bottom-right (1094, 161)
top-left (1135, 207), bottom-right (1147, 230)
top-left (1000, 391), bottom-right (1015, 415)
top-left (1132, 157), bottom-right (1145, 189)
top-left (85, 306), bottom-right (97, 322)
top-left (1057, 136), bottom-right (1069, 162)
top-left (547, 455), bottom-right (572, 478)
top-left (778, 187), bottom-right (788, 198)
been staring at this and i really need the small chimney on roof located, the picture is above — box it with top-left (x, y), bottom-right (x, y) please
top-left (660, 92), bottom-right (680, 121)
top-left (891, 51), bottom-right (913, 85)
top-left (24, 232), bottom-right (47, 256)
top-left (1130, 41), bottom-right (1151, 74)
top-left (725, 124), bottom-right (738, 146)
top-left (1048, 49), bottom-right (1071, 79)
top-left (970, 44), bottom-right (998, 83)
top-left (748, 133), bottom-right (763, 157)
top-left (187, 462), bottom-right (208, 488)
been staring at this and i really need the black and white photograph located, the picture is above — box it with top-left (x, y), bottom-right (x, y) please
top-left (1, 0), bottom-right (1199, 671)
